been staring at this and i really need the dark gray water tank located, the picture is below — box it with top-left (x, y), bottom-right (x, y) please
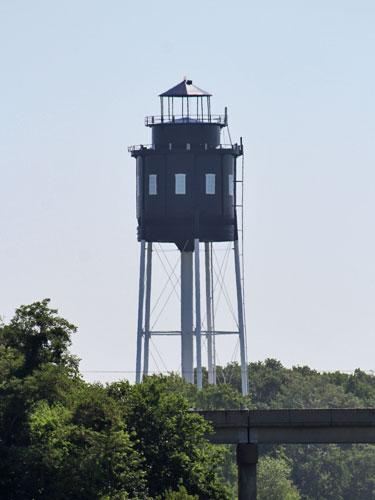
top-left (129, 81), bottom-right (243, 251)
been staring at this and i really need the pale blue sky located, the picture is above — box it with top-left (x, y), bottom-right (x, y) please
top-left (1, 1), bottom-right (374, 381)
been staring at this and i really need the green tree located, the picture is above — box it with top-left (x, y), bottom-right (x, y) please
top-left (0, 300), bottom-right (146, 500)
top-left (195, 382), bottom-right (251, 410)
top-left (344, 369), bottom-right (375, 406)
top-left (107, 376), bottom-right (232, 500)
top-left (213, 359), bottom-right (375, 499)
top-left (258, 455), bottom-right (301, 500)
top-left (0, 298), bottom-right (79, 377)
top-left (160, 485), bottom-right (199, 499)
top-left (23, 387), bottom-right (146, 499)
top-left (5, 300), bottom-right (375, 500)
top-left (247, 359), bottom-right (290, 408)
top-left (0, 299), bottom-right (80, 452)
top-left (271, 372), bottom-right (362, 409)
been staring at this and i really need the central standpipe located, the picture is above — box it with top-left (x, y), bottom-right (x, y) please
top-left (194, 239), bottom-right (202, 389)
top-left (181, 251), bottom-right (194, 383)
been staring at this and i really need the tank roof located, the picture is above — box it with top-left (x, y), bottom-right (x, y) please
top-left (159, 78), bottom-right (211, 97)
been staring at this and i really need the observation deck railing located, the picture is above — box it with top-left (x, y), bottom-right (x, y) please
top-left (128, 143), bottom-right (243, 155)
top-left (145, 114), bottom-right (226, 126)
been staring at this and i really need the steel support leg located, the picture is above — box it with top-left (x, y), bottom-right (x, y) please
top-left (181, 251), bottom-right (194, 383)
top-left (237, 444), bottom-right (258, 500)
top-left (234, 239), bottom-right (248, 396)
top-left (136, 240), bottom-right (146, 383)
top-left (194, 239), bottom-right (202, 389)
top-left (205, 242), bottom-right (215, 384)
top-left (143, 242), bottom-right (152, 377)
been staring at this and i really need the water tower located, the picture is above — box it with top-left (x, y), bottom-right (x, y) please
top-left (129, 78), bottom-right (248, 395)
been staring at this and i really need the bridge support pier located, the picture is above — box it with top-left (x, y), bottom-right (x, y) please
top-left (237, 443), bottom-right (258, 500)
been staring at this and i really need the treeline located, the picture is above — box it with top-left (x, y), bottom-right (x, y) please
top-left (215, 360), bottom-right (375, 499)
top-left (1, 300), bottom-right (375, 499)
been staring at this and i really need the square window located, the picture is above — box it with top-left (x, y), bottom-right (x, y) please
top-left (206, 173), bottom-right (215, 195)
top-left (228, 174), bottom-right (234, 196)
top-left (175, 173), bottom-right (186, 194)
top-left (149, 174), bottom-right (157, 195)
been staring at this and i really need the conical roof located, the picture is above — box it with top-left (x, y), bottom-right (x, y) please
top-left (159, 79), bottom-right (211, 97)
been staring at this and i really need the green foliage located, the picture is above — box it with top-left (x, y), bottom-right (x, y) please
top-left (107, 375), bottom-right (231, 500)
top-left (285, 444), bottom-right (375, 500)
top-left (344, 369), bottom-right (375, 406)
top-left (160, 372), bottom-right (251, 410)
top-left (160, 485), bottom-right (198, 499)
top-left (3, 301), bottom-right (375, 500)
top-left (258, 455), bottom-right (301, 500)
top-left (270, 371), bottom-right (363, 409)
top-left (0, 301), bottom-right (233, 499)
top-left (0, 298), bottom-right (79, 376)
top-left (23, 392), bottom-right (146, 499)
top-left (195, 382), bottom-right (251, 410)
top-left (0, 300), bottom-right (146, 500)
top-left (216, 444), bottom-right (238, 498)
top-left (212, 359), bottom-right (375, 499)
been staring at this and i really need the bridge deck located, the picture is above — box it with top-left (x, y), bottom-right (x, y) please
top-left (198, 409), bottom-right (375, 444)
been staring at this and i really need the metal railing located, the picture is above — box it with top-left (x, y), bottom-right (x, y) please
top-left (145, 114), bottom-right (226, 126)
top-left (128, 144), bottom-right (154, 153)
top-left (128, 143), bottom-right (243, 154)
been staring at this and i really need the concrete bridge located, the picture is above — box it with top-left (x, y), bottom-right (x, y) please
top-left (199, 409), bottom-right (375, 500)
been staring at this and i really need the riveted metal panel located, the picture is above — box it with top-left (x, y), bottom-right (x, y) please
top-left (152, 123), bottom-right (220, 147)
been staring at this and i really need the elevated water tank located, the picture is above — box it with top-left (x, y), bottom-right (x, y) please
top-left (129, 78), bottom-right (243, 251)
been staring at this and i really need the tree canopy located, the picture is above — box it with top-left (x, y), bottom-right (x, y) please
top-left (2, 300), bottom-right (375, 499)
top-left (0, 300), bottom-right (231, 499)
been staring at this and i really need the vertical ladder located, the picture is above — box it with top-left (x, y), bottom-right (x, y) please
top-left (235, 141), bottom-right (248, 390)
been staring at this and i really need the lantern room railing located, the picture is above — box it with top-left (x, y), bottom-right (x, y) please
top-left (145, 114), bottom-right (226, 126)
